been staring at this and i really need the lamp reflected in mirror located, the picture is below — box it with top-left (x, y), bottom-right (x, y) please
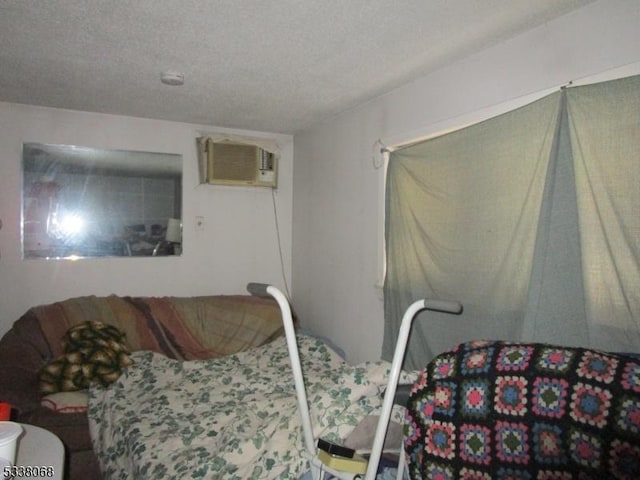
top-left (152, 218), bottom-right (182, 256)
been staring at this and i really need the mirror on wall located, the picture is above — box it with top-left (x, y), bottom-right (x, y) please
top-left (22, 143), bottom-right (183, 259)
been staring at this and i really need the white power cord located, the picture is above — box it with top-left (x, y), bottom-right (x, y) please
top-left (271, 188), bottom-right (291, 298)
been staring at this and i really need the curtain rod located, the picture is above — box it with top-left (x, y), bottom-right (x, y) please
top-left (376, 63), bottom-right (640, 165)
top-left (380, 81), bottom-right (577, 157)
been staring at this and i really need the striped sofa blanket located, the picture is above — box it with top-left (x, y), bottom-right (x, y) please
top-left (32, 294), bottom-right (286, 362)
top-left (405, 340), bottom-right (640, 480)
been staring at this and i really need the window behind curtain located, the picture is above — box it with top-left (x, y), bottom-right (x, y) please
top-left (383, 75), bottom-right (640, 370)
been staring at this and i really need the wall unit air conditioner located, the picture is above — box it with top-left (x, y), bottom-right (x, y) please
top-left (197, 137), bottom-right (278, 188)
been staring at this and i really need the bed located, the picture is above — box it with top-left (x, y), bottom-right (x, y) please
top-left (88, 333), bottom-right (410, 479)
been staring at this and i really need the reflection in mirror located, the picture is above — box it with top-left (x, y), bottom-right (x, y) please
top-left (22, 143), bottom-right (182, 259)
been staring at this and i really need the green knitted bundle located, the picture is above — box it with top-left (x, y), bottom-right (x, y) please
top-left (39, 321), bottom-right (133, 395)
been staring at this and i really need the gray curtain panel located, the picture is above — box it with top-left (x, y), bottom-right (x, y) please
top-left (383, 74), bottom-right (640, 370)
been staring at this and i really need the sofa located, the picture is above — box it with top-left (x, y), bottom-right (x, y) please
top-left (0, 294), bottom-right (285, 480)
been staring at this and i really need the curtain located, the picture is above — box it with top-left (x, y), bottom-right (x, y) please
top-left (568, 76), bottom-right (640, 352)
top-left (383, 75), bottom-right (640, 370)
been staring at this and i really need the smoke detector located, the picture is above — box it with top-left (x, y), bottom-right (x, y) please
top-left (161, 71), bottom-right (184, 86)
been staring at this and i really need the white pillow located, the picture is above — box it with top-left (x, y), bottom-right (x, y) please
top-left (41, 391), bottom-right (89, 413)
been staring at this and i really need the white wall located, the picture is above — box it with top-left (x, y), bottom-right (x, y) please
top-left (0, 103), bottom-right (293, 334)
top-left (292, 0), bottom-right (640, 364)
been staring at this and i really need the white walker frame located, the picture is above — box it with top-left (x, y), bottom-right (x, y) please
top-left (247, 283), bottom-right (462, 480)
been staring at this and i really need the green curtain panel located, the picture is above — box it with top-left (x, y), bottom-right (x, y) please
top-left (383, 74), bottom-right (640, 370)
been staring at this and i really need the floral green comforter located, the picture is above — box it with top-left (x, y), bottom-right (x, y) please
top-left (88, 334), bottom-right (404, 479)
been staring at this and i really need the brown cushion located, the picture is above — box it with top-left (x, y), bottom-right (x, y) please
top-left (0, 311), bottom-right (51, 414)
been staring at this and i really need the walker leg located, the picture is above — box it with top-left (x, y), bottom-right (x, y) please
top-left (395, 451), bottom-right (406, 480)
top-left (363, 298), bottom-right (462, 480)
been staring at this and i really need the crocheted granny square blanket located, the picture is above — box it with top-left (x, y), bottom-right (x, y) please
top-left (405, 340), bottom-right (640, 479)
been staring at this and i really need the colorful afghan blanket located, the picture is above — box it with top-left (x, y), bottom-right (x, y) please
top-left (404, 340), bottom-right (640, 479)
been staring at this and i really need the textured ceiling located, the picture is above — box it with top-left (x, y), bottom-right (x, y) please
top-left (0, 1), bottom-right (594, 134)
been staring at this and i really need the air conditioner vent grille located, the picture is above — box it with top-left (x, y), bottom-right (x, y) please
top-left (212, 143), bottom-right (257, 182)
